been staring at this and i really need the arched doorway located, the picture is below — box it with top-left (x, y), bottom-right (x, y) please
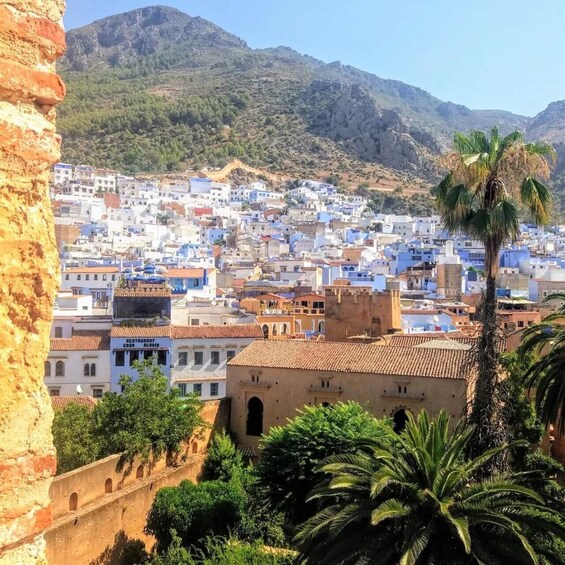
top-left (262, 324), bottom-right (269, 338)
top-left (272, 324), bottom-right (277, 337)
top-left (393, 409), bottom-right (409, 434)
top-left (246, 396), bottom-right (263, 436)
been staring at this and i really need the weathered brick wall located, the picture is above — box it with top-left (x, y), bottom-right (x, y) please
top-left (0, 1), bottom-right (65, 563)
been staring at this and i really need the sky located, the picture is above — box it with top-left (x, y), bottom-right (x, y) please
top-left (64, 0), bottom-right (565, 117)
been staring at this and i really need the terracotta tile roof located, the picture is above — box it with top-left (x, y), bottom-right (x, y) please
top-left (50, 330), bottom-right (110, 351)
top-left (52, 396), bottom-right (98, 411)
top-left (110, 326), bottom-right (172, 338)
top-left (228, 341), bottom-right (471, 379)
top-left (386, 333), bottom-right (477, 347)
top-left (64, 266), bottom-right (119, 274)
top-left (172, 324), bottom-right (264, 339)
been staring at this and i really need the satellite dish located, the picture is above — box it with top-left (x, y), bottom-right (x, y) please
top-left (76, 384), bottom-right (83, 395)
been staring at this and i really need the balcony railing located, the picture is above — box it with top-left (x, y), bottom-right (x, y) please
top-left (381, 391), bottom-right (425, 401)
top-left (239, 380), bottom-right (271, 389)
top-left (308, 385), bottom-right (343, 394)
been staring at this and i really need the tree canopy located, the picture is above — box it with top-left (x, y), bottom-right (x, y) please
top-left (257, 401), bottom-right (392, 523)
top-left (295, 410), bottom-right (565, 565)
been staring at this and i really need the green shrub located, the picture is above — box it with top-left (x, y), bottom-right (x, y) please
top-left (145, 480), bottom-right (246, 552)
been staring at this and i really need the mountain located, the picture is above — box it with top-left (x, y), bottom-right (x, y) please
top-left (58, 5), bottom-right (564, 197)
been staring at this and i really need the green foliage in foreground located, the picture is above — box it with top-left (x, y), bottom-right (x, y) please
top-left (519, 292), bottom-right (565, 434)
top-left (51, 358), bottom-right (204, 473)
top-left (295, 410), bottom-right (565, 565)
top-left (149, 534), bottom-right (296, 565)
top-left (201, 429), bottom-right (246, 483)
top-left (145, 480), bottom-right (247, 553)
top-left (258, 402), bottom-right (392, 524)
top-left (52, 402), bottom-right (100, 474)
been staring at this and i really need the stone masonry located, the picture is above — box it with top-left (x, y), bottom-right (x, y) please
top-left (0, 1), bottom-right (66, 563)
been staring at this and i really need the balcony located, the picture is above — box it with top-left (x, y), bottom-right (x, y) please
top-left (308, 385), bottom-right (343, 394)
top-left (239, 380), bottom-right (271, 389)
top-left (381, 391), bottom-right (425, 401)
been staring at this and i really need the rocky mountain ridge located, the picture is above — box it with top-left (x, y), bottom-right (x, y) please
top-left (59, 5), bottom-right (564, 193)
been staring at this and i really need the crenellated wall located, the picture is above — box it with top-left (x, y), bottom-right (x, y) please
top-left (0, 1), bottom-right (66, 563)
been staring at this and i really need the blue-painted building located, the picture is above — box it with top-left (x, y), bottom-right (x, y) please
top-left (110, 327), bottom-right (172, 392)
top-left (500, 247), bottom-right (530, 269)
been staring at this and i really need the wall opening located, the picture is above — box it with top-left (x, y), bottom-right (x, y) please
top-left (136, 465), bottom-right (144, 480)
top-left (261, 324), bottom-right (269, 338)
top-left (69, 492), bottom-right (78, 512)
top-left (246, 396), bottom-right (263, 436)
top-left (192, 441), bottom-right (198, 453)
top-left (393, 409), bottom-right (409, 434)
top-left (104, 478), bottom-right (113, 494)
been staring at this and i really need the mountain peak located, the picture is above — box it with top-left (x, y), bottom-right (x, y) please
top-left (64, 5), bottom-right (248, 71)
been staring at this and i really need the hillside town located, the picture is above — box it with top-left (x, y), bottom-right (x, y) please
top-left (48, 162), bottom-right (565, 455)
top-left (3, 1), bottom-right (565, 563)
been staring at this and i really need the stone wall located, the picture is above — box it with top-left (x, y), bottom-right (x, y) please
top-left (324, 287), bottom-right (401, 342)
top-left (0, 1), bottom-right (65, 564)
top-left (45, 399), bottom-right (230, 564)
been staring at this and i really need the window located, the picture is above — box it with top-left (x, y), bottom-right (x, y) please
top-left (227, 350), bottom-right (236, 361)
top-left (178, 352), bottom-right (188, 366)
top-left (178, 383), bottom-right (187, 397)
top-left (194, 351), bottom-right (203, 365)
top-left (90, 363), bottom-right (96, 376)
top-left (193, 383), bottom-right (202, 396)
top-left (102, 274), bottom-right (107, 281)
top-left (111, 274), bottom-right (116, 281)
top-left (49, 388), bottom-right (60, 397)
top-left (129, 350), bottom-right (139, 366)
top-left (157, 350), bottom-right (167, 365)
top-left (84, 363), bottom-right (90, 377)
top-left (92, 388), bottom-right (103, 399)
top-left (65, 274), bottom-right (69, 281)
top-left (77, 274), bottom-right (81, 280)
top-left (85, 274), bottom-right (89, 281)
top-left (210, 383), bottom-right (219, 396)
top-left (44, 361), bottom-right (51, 377)
top-left (54, 327), bottom-right (63, 338)
top-left (94, 274), bottom-right (98, 281)
top-left (191, 319), bottom-right (200, 326)
top-left (115, 350), bottom-right (125, 366)
top-left (55, 361), bottom-right (65, 377)
top-left (211, 351), bottom-right (220, 365)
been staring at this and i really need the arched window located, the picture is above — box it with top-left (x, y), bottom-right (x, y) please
top-left (272, 324), bottom-right (277, 337)
top-left (84, 363), bottom-right (90, 377)
top-left (261, 324), bottom-right (269, 338)
top-left (192, 441), bottom-right (198, 453)
top-left (136, 465), bottom-right (144, 480)
top-left (318, 320), bottom-right (325, 333)
top-left (44, 361), bottom-right (51, 377)
top-left (90, 363), bottom-right (96, 377)
top-left (69, 492), bottom-right (78, 512)
top-left (282, 323), bottom-right (288, 335)
top-left (56, 361), bottom-right (65, 377)
top-left (393, 409), bottom-right (409, 434)
top-left (104, 478), bottom-right (113, 494)
top-left (246, 396), bottom-right (263, 437)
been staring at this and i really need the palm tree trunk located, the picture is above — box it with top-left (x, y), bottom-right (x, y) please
top-left (469, 272), bottom-right (507, 474)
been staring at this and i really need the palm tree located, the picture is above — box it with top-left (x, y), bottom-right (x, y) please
top-left (519, 293), bottom-right (565, 434)
top-left (295, 410), bottom-right (565, 565)
top-left (435, 127), bottom-right (555, 468)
